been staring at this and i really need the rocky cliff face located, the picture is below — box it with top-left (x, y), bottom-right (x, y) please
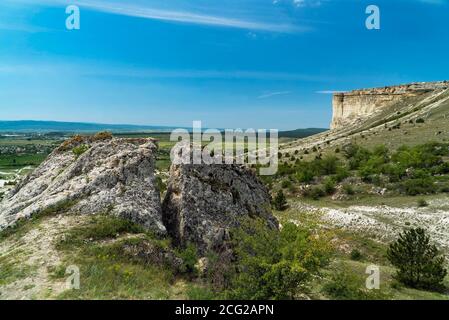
top-left (162, 162), bottom-right (278, 255)
top-left (0, 134), bottom-right (165, 234)
top-left (0, 136), bottom-right (278, 256)
top-left (331, 81), bottom-right (449, 129)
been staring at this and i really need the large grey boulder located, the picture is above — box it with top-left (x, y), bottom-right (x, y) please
top-left (162, 162), bottom-right (278, 255)
top-left (0, 134), bottom-right (165, 234)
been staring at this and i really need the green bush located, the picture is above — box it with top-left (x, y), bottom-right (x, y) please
top-left (416, 118), bottom-right (425, 124)
top-left (399, 177), bottom-right (436, 196)
top-left (387, 228), bottom-right (447, 290)
top-left (304, 186), bottom-right (326, 200)
top-left (343, 184), bottom-right (355, 195)
top-left (296, 168), bottom-right (315, 183)
top-left (320, 156), bottom-right (340, 175)
top-left (176, 243), bottom-right (199, 275)
top-left (323, 177), bottom-right (336, 195)
top-left (350, 249), bottom-right (363, 261)
top-left (323, 267), bottom-right (386, 300)
top-left (224, 220), bottom-right (332, 300)
top-left (334, 166), bottom-right (350, 182)
top-left (272, 190), bottom-right (288, 211)
top-left (281, 180), bottom-right (292, 189)
top-left (72, 144), bottom-right (90, 158)
top-left (417, 199), bottom-right (428, 207)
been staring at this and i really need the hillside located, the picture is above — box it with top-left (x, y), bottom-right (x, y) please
top-left (267, 81), bottom-right (449, 299)
top-left (281, 81), bottom-right (449, 155)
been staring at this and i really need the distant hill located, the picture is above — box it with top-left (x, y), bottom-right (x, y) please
top-left (279, 128), bottom-right (328, 138)
top-left (0, 120), bottom-right (328, 138)
top-left (0, 120), bottom-right (179, 133)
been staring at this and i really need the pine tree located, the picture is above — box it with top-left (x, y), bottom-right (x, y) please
top-left (272, 190), bottom-right (288, 211)
top-left (387, 228), bottom-right (447, 290)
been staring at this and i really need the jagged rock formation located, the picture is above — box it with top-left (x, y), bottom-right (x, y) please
top-left (331, 81), bottom-right (449, 129)
top-left (0, 135), bottom-right (279, 257)
top-left (162, 158), bottom-right (278, 255)
top-left (0, 134), bottom-right (165, 234)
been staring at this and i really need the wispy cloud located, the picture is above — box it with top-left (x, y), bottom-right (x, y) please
top-left (258, 91), bottom-right (292, 99)
top-left (418, 0), bottom-right (447, 4)
top-left (0, 23), bottom-right (50, 33)
top-left (0, 61), bottom-right (332, 82)
top-left (315, 90), bottom-right (346, 94)
top-left (12, 0), bottom-right (306, 33)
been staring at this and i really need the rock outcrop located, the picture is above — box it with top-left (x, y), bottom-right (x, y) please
top-left (0, 134), bottom-right (165, 234)
top-left (331, 81), bottom-right (449, 129)
top-left (162, 160), bottom-right (278, 255)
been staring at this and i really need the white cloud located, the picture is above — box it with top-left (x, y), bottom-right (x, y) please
top-left (0, 61), bottom-right (332, 82)
top-left (10, 0), bottom-right (306, 33)
top-left (418, 0), bottom-right (447, 4)
top-left (315, 90), bottom-right (346, 94)
top-left (258, 91), bottom-right (292, 99)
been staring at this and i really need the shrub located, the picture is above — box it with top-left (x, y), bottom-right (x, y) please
top-left (72, 144), bottom-right (90, 158)
top-left (323, 267), bottom-right (386, 300)
top-left (416, 118), bottom-right (425, 124)
top-left (343, 184), bottom-right (355, 195)
top-left (323, 177), bottom-right (336, 195)
top-left (281, 180), bottom-right (292, 189)
top-left (92, 131), bottom-right (113, 141)
top-left (387, 228), bottom-right (447, 290)
top-left (399, 177), bottom-right (436, 196)
top-left (176, 243), bottom-right (199, 275)
top-left (225, 220), bottom-right (332, 300)
top-left (350, 249), bottom-right (363, 261)
top-left (272, 190), bottom-right (288, 211)
top-left (334, 166), bottom-right (350, 182)
top-left (320, 156), bottom-right (340, 175)
top-left (417, 199), bottom-right (428, 208)
top-left (296, 168), bottom-right (314, 184)
top-left (304, 186), bottom-right (325, 200)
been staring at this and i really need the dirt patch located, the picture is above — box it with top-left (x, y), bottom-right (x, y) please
top-left (0, 215), bottom-right (88, 300)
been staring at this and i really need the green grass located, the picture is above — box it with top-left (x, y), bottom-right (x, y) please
top-left (274, 207), bottom-right (449, 300)
top-left (0, 252), bottom-right (36, 287)
top-left (298, 193), bottom-right (447, 209)
top-left (57, 241), bottom-right (180, 300)
top-left (0, 154), bottom-right (47, 168)
top-left (54, 214), bottom-right (203, 300)
top-left (0, 199), bottom-right (78, 242)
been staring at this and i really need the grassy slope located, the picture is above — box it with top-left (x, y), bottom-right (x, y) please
top-left (275, 205), bottom-right (449, 300)
top-left (280, 88), bottom-right (449, 161)
top-left (1, 205), bottom-right (447, 300)
top-left (0, 212), bottom-right (208, 300)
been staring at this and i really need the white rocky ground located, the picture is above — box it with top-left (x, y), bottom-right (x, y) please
top-left (291, 198), bottom-right (449, 253)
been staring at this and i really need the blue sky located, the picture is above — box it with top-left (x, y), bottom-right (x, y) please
top-left (0, 0), bottom-right (448, 130)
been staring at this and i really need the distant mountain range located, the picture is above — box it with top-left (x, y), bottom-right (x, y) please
top-left (0, 120), bottom-right (180, 133)
top-left (278, 128), bottom-right (328, 138)
top-left (0, 120), bottom-right (328, 138)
